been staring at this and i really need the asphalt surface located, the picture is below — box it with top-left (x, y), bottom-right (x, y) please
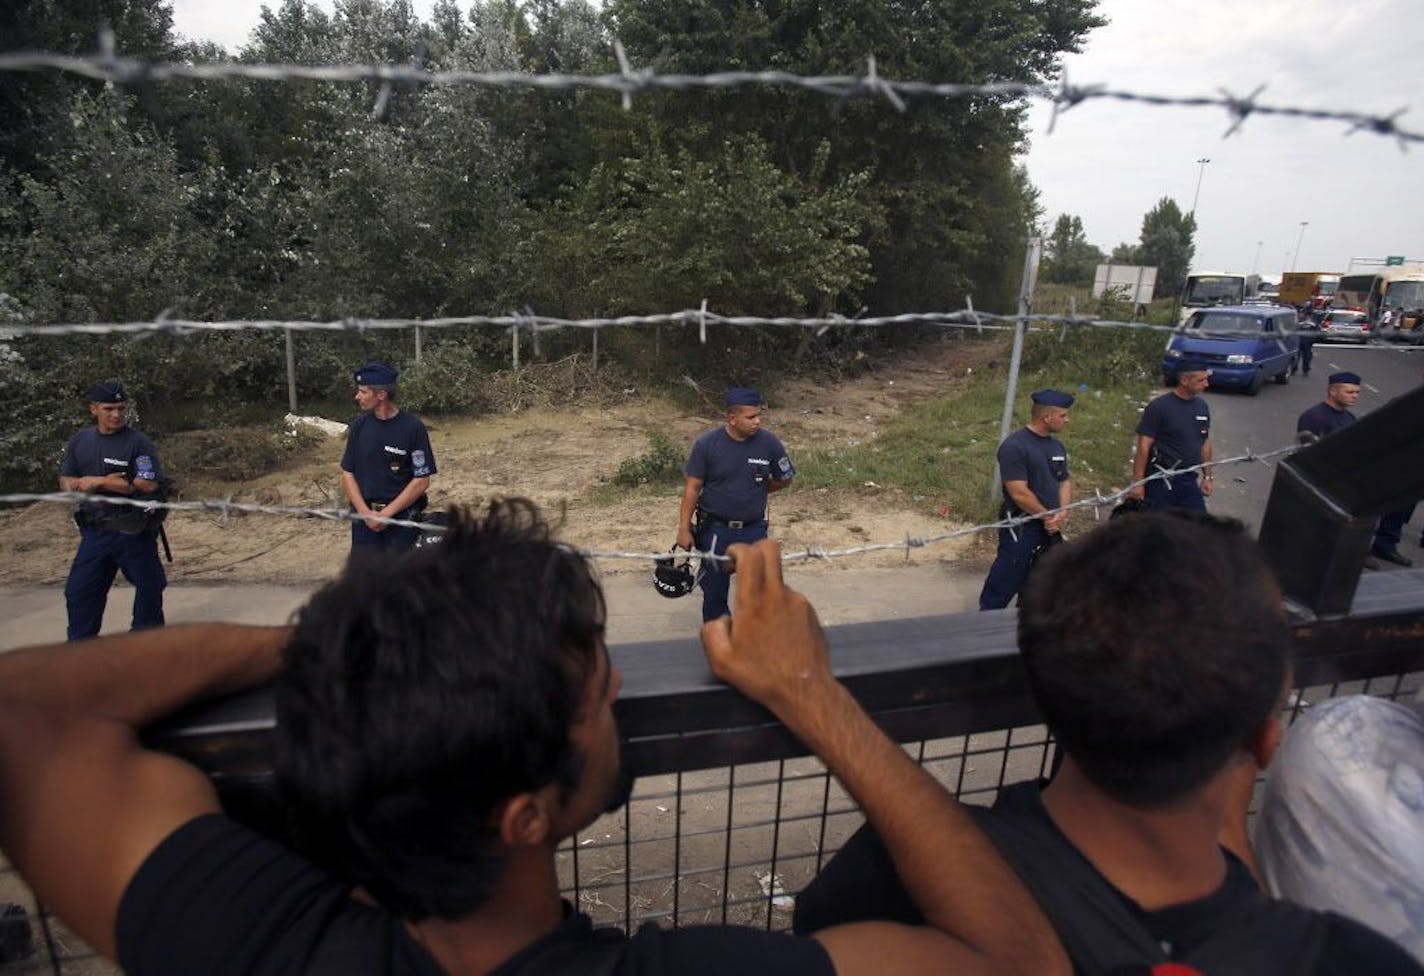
top-left (1197, 342), bottom-right (1423, 533)
top-left (5, 342), bottom-right (1420, 652)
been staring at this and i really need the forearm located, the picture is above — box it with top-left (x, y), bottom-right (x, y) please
top-left (1131, 436), bottom-right (1153, 481)
top-left (0, 624), bottom-right (289, 729)
top-left (1059, 479), bottom-right (1072, 510)
top-left (677, 483), bottom-right (700, 531)
top-left (1003, 482), bottom-right (1045, 516)
top-left (340, 470), bottom-right (370, 513)
top-left (778, 678), bottom-right (1064, 972)
top-left (767, 478), bottom-right (791, 494)
top-left (385, 476), bottom-right (430, 515)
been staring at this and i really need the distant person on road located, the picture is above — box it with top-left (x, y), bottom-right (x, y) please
top-left (1129, 362), bottom-right (1213, 511)
top-left (59, 378), bottom-right (167, 641)
top-left (676, 388), bottom-right (795, 621)
top-left (1297, 309), bottom-right (1317, 376)
top-left (978, 389), bottom-right (1073, 611)
top-left (340, 360), bottom-right (436, 553)
top-left (795, 511), bottom-right (1424, 974)
top-left (1296, 371), bottom-right (1361, 443)
top-left (0, 500), bottom-right (1070, 976)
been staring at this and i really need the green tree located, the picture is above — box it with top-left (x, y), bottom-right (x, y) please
top-left (1136, 196), bottom-right (1196, 299)
top-left (1042, 213), bottom-right (1104, 285)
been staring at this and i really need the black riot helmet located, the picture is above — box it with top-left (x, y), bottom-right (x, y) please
top-left (652, 548), bottom-right (697, 598)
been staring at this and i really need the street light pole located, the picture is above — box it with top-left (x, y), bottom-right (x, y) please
top-left (1189, 157), bottom-right (1211, 217)
top-left (1291, 221), bottom-right (1309, 271)
top-left (1252, 240), bottom-right (1263, 275)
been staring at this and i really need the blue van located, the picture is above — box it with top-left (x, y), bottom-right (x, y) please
top-left (1161, 305), bottom-right (1300, 394)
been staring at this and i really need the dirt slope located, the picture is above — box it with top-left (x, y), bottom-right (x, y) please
top-left (0, 339), bottom-right (1002, 586)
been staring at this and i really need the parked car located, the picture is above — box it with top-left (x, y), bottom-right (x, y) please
top-left (1317, 308), bottom-right (1371, 344)
top-left (1162, 305), bottom-right (1300, 395)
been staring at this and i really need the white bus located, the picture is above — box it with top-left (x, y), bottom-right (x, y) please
top-left (1179, 271), bottom-right (1247, 324)
top-left (1335, 266), bottom-right (1424, 339)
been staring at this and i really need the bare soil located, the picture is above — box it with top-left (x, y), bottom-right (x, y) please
top-left (0, 339), bottom-right (1003, 586)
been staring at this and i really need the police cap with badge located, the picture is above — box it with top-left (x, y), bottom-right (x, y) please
top-left (355, 361), bottom-right (399, 387)
top-left (89, 378), bottom-right (128, 403)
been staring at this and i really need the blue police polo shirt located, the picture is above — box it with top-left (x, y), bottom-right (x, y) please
top-left (998, 427), bottom-right (1069, 513)
top-left (1137, 392), bottom-right (1211, 468)
top-left (1297, 402), bottom-right (1356, 440)
top-left (60, 426), bottom-right (163, 522)
top-left (340, 410), bottom-right (436, 504)
top-left (685, 427), bottom-right (794, 523)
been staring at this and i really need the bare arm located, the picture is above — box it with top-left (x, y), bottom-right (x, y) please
top-left (676, 475), bottom-right (702, 550)
top-left (767, 476), bottom-right (791, 494)
top-left (701, 543), bottom-right (1068, 976)
top-left (1128, 434), bottom-right (1155, 500)
top-left (383, 476), bottom-right (431, 519)
top-left (1003, 480), bottom-right (1047, 517)
top-left (1044, 478), bottom-right (1072, 535)
top-left (1200, 439), bottom-right (1215, 496)
top-left (59, 473), bottom-right (141, 494)
top-left (0, 624), bottom-right (290, 959)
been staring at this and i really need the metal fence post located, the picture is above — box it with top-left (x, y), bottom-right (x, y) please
top-left (284, 327), bottom-right (298, 414)
top-left (989, 236), bottom-right (1043, 501)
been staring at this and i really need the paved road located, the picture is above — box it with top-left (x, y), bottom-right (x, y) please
top-left (1200, 343), bottom-right (1422, 533)
top-left (6, 343), bottom-right (1419, 652)
top-left (0, 564), bottom-right (986, 652)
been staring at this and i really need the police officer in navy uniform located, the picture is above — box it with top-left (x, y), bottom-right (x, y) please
top-left (978, 389), bottom-right (1073, 611)
top-left (676, 388), bottom-right (795, 621)
top-left (340, 361), bottom-right (436, 552)
top-left (59, 379), bottom-right (166, 641)
top-left (1129, 361), bottom-right (1214, 511)
top-left (1297, 371), bottom-right (1361, 443)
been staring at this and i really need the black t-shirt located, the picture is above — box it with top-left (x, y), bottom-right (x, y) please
top-left (793, 782), bottom-right (1422, 976)
top-left (684, 428), bottom-right (794, 523)
top-left (117, 814), bottom-right (834, 976)
top-left (1136, 392), bottom-right (1211, 468)
top-left (59, 425), bottom-right (163, 524)
top-left (340, 410), bottom-right (437, 505)
top-left (1297, 402), bottom-right (1356, 439)
top-left (997, 426), bottom-right (1069, 513)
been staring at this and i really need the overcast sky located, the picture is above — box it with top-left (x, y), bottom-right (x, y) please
top-left (170, 0), bottom-right (1423, 278)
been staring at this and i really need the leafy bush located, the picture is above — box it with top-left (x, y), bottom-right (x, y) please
top-left (612, 432), bottom-right (684, 487)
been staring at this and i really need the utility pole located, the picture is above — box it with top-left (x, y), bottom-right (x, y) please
top-left (990, 237), bottom-right (1043, 501)
top-left (1189, 157), bottom-right (1211, 218)
top-left (1291, 221), bottom-right (1309, 271)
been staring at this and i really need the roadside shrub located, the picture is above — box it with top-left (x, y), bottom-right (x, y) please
top-left (612, 432), bottom-right (684, 487)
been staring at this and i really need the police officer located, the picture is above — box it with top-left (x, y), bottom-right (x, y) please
top-left (676, 388), bottom-right (795, 621)
top-left (59, 379), bottom-right (166, 641)
top-left (340, 361), bottom-right (436, 552)
top-left (1297, 370), bottom-right (1361, 443)
top-left (978, 388), bottom-right (1073, 611)
top-left (1129, 361), bottom-right (1214, 511)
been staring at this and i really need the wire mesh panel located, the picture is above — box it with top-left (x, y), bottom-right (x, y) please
top-left (2, 674), bottom-right (1420, 972)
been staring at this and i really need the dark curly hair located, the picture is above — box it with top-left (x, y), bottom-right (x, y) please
top-left (1018, 510), bottom-right (1289, 809)
top-left (275, 498), bottom-right (606, 920)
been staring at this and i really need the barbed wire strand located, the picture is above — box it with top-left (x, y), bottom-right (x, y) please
top-left (0, 305), bottom-right (1320, 338)
top-left (0, 444), bottom-right (1296, 566)
top-left (0, 44), bottom-right (1417, 146)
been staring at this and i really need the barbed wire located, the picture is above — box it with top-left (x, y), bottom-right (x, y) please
top-left (0, 41), bottom-right (1416, 145)
top-left (0, 445), bottom-right (1296, 567)
top-left (0, 305), bottom-right (1299, 339)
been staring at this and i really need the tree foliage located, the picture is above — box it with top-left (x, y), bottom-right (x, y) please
top-left (1041, 213), bottom-right (1104, 285)
top-left (0, 0), bottom-right (1104, 490)
top-left (1135, 196), bottom-right (1196, 299)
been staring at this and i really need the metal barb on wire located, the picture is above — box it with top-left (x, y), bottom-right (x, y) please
top-left (1218, 83), bottom-right (1266, 138)
top-left (2, 445), bottom-right (1300, 567)
top-left (0, 49), bottom-right (1419, 144)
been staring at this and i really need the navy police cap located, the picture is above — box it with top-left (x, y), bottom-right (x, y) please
top-left (354, 360), bottom-right (398, 386)
top-left (87, 378), bottom-right (127, 403)
top-left (1030, 388), bottom-right (1074, 409)
top-left (1327, 371), bottom-right (1361, 386)
top-left (725, 387), bottom-right (763, 407)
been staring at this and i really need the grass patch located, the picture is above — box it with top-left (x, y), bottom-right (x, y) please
top-left (159, 422), bottom-right (328, 485)
top-left (611, 432), bottom-right (685, 488)
top-left (795, 327), bottom-right (1165, 523)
